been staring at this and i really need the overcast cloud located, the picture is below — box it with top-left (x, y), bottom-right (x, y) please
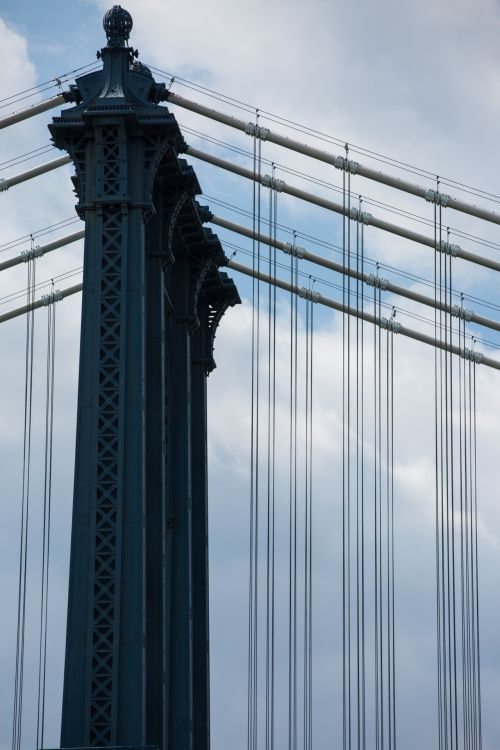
top-left (1, 1), bottom-right (500, 748)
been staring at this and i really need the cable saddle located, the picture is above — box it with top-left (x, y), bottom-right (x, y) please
top-left (282, 242), bottom-right (306, 259)
top-left (349, 206), bottom-right (372, 224)
top-left (298, 287), bottom-right (321, 303)
top-left (462, 347), bottom-right (483, 364)
top-left (425, 188), bottom-right (451, 208)
top-left (261, 174), bottom-right (285, 191)
top-left (451, 304), bottom-right (473, 321)
top-left (436, 240), bottom-right (459, 257)
top-left (21, 246), bottom-right (43, 262)
top-left (333, 155), bottom-right (360, 175)
top-left (244, 122), bottom-right (270, 141)
top-left (41, 290), bottom-right (64, 306)
top-left (380, 317), bottom-right (401, 333)
top-left (366, 273), bottom-right (389, 290)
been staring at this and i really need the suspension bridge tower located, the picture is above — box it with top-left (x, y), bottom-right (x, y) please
top-left (49, 6), bottom-right (239, 749)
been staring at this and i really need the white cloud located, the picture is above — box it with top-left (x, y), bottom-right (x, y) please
top-left (1, 1), bottom-right (500, 747)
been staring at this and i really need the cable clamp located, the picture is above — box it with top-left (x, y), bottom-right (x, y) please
top-left (261, 174), bottom-right (285, 192)
top-left (425, 189), bottom-right (450, 208)
top-left (20, 246), bottom-right (43, 262)
top-left (333, 155), bottom-right (360, 175)
top-left (244, 122), bottom-right (270, 141)
top-left (451, 304), bottom-right (472, 322)
top-left (349, 206), bottom-right (372, 224)
top-left (380, 317), bottom-right (401, 333)
top-left (41, 289), bottom-right (63, 306)
top-left (0, 178), bottom-right (8, 193)
top-left (437, 240), bottom-right (459, 257)
top-left (298, 287), bottom-right (321, 303)
top-left (463, 347), bottom-right (483, 364)
top-left (282, 242), bottom-right (305, 259)
top-left (366, 273), bottom-right (389, 290)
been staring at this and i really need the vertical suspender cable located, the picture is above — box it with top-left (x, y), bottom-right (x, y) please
top-left (386, 324), bottom-right (391, 750)
top-left (288, 229), bottom-right (297, 750)
top-left (265, 167), bottom-right (278, 750)
top-left (434, 205), bottom-right (443, 750)
top-left (373, 273), bottom-right (379, 750)
top-left (378, 283), bottom-right (383, 750)
top-left (356, 205), bottom-right (361, 750)
top-left (448, 228), bottom-right (459, 750)
top-left (342, 164), bottom-right (347, 750)
top-left (36, 287), bottom-right (57, 749)
top-left (12, 251), bottom-right (37, 750)
top-left (472, 360), bottom-right (482, 750)
top-left (293, 225), bottom-right (298, 750)
top-left (248, 110), bottom-right (261, 750)
top-left (360, 220), bottom-right (366, 750)
top-left (271, 175), bottom-right (277, 750)
top-left (346, 151), bottom-right (352, 750)
top-left (390, 313), bottom-right (396, 750)
top-left (458, 309), bottom-right (466, 750)
top-left (309, 290), bottom-right (314, 750)
top-left (265, 171), bottom-right (271, 750)
top-left (304, 288), bottom-right (310, 750)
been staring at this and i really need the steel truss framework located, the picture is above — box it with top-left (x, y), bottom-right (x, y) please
top-left (50, 7), bottom-right (239, 749)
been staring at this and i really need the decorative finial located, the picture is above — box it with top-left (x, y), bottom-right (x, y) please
top-left (103, 5), bottom-right (133, 47)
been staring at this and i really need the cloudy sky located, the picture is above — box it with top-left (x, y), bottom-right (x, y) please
top-left (1, 0), bottom-right (500, 748)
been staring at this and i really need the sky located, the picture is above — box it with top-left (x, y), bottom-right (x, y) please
top-left (1, 0), bottom-right (500, 748)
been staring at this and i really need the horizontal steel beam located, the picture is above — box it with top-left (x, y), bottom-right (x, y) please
top-left (167, 91), bottom-right (500, 226)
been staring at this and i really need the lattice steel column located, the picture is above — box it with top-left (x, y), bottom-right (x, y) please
top-left (51, 6), bottom-right (239, 748)
top-left (50, 7), bottom-right (184, 745)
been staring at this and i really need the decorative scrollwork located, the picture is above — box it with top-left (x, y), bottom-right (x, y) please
top-left (167, 190), bottom-right (190, 258)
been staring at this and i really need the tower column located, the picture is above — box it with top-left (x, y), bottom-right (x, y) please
top-left (51, 7), bottom-right (240, 748)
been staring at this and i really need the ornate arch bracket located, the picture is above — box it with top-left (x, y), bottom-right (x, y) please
top-left (204, 272), bottom-right (240, 374)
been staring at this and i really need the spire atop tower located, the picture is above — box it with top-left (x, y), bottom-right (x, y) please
top-left (103, 5), bottom-right (133, 47)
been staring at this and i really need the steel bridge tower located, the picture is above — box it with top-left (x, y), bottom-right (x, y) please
top-left (49, 6), bottom-right (239, 749)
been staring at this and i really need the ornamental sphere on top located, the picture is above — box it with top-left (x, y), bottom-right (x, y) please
top-left (103, 5), bottom-right (133, 46)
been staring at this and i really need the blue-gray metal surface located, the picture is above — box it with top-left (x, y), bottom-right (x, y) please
top-left (50, 6), bottom-right (239, 748)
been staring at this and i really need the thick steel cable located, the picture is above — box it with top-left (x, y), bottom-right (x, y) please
top-left (4, 217), bottom-right (500, 336)
top-left (187, 147), bottom-right (500, 274)
top-left (166, 91), bottom-right (500, 226)
top-left (0, 155), bottom-right (71, 191)
top-left (205, 193), bottom-right (500, 314)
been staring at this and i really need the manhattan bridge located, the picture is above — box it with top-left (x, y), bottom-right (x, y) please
top-left (0, 6), bottom-right (499, 750)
